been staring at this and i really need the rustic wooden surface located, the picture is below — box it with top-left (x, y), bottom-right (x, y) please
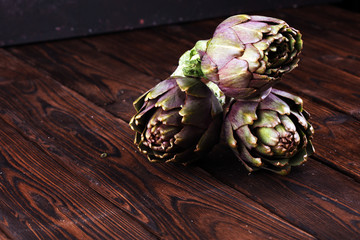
top-left (1, 4), bottom-right (359, 240)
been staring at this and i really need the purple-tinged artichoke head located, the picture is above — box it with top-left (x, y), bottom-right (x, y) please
top-left (175, 15), bottom-right (303, 100)
top-left (129, 77), bottom-right (223, 164)
top-left (224, 88), bottom-right (314, 175)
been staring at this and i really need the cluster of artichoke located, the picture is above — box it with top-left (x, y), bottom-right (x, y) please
top-left (130, 14), bottom-right (314, 175)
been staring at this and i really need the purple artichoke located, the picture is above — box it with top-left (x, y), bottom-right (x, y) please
top-left (174, 15), bottom-right (303, 99)
top-left (223, 88), bottom-right (314, 175)
top-left (129, 76), bottom-right (223, 164)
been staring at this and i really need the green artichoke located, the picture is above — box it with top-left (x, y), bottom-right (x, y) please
top-left (129, 76), bottom-right (223, 164)
top-left (223, 88), bottom-right (314, 175)
top-left (174, 15), bottom-right (303, 100)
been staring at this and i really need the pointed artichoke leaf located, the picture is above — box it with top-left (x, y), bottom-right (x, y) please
top-left (302, 109), bottom-right (311, 120)
top-left (201, 53), bottom-right (219, 82)
top-left (195, 115), bottom-right (222, 153)
top-left (132, 100), bottom-right (156, 127)
top-left (269, 24), bottom-right (286, 35)
top-left (223, 118), bottom-right (238, 149)
top-left (286, 32), bottom-right (296, 52)
top-left (167, 148), bottom-right (198, 164)
top-left (236, 125), bottom-right (258, 149)
top-left (279, 115), bottom-right (296, 132)
top-left (252, 110), bottom-right (281, 128)
top-left (250, 15), bottom-right (286, 25)
top-left (134, 132), bottom-right (142, 144)
top-left (238, 44), bottom-right (261, 72)
top-left (176, 77), bottom-right (199, 92)
top-left (183, 79), bottom-right (211, 98)
top-left (129, 115), bottom-right (145, 133)
top-left (291, 110), bottom-right (308, 130)
top-left (255, 142), bottom-right (273, 156)
top-left (263, 158), bottom-right (289, 167)
top-left (294, 32), bottom-right (303, 51)
top-left (231, 21), bottom-right (270, 44)
top-left (147, 79), bottom-right (177, 101)
top-left (227, 100), bottom-right (258, 129)
top-left (210, 92), bottom-right (224, 117)
top-left (174, 125), bottom-right (203, 148)
top-left (306, 122), bottom-right (315, 137)
top-left (179, 95), bottom-right (211, 127)
top-left (239, 143), bottom-right (263, 167)
top-left (248, 77), bottom-right (272, 88)
top-left (289, 148), bottom-right (308, 166)
top-left (231, 147), bottom-right (256, 173)
top-left (256, 127), bottom-right (280, 147)
top-left (157, 109), bottom-right (182, 126)
top-left (207, 28), bottom-right (245, 69)
top-left (146, 108), bottom-right (162, 128)
top-left (221, 86), bottom-right (257, 99)
top-left (133, 90), bottom-right (149, 112)
top-left (258, 93), bottom-right (290, 115)
top-left (214, 14), bottom-right (251, 35)
top-left (147, 153), bottom-right (167, 163)
top-left (306, 140), bottom-right (315, 156)
top-left (218, 58), bottom-right (252, 90)
top-left (159, 125), bottom-right (181, 140)
top-left (272, 88), bottom-right (303, 112)
top-left (155, 87), bottom-right (185, 111)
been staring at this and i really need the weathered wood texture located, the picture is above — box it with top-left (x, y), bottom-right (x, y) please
top-left (0, 50), bottom-right (313, 239)
top-left (1, 4), bottom-right (360, 240)
top-left (0, 118), bottom-right (156, 240)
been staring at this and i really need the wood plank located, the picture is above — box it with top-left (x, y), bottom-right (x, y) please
top-left (0, 229), bottom-right (12, 240)
top-left (0, 50), bottom-right (315, 239)
top-left (6, 18), bottom-right (360, 177)
top-left (83, 31), bottom-right (360, 176)
top-left (6, 41), bottom-right (156, 122)
top-left (9, 5), bottom-right (360, 119)
top-left (0, 118), bottom-right (156, 240)
top-left (200, 146), bottom-right (360, 240)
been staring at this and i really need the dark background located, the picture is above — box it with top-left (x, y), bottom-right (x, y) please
top-left (0, 0), bottom-right (349, 47)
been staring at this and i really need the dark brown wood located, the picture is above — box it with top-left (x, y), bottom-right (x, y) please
top-left (2, 4), bottom-right (360, 240)
top-left (201, 146), bottom-right (360, 239)
top-left (0, 229), bottom-right (12, 240)
top-left (0, 50), bottom-right (314, 239)
top-left (7, 40), bottom-right (158, 122)
top-left (0, 122), bottom-right (156, 240)
top-left (8, 29), bottom-right (360, 179)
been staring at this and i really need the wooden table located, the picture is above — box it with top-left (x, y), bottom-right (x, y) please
top-left (0, 4), bottom-right (359, 240)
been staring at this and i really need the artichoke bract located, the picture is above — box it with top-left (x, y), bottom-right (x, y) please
top-left (175, 15), bottom-right (303, 99)
top-left (224, 88), bottom-right (314, 175)
top-left (129, 76), bottom-right (223, 164)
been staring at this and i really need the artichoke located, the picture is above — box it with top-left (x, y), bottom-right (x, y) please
top-left (129, 76), bottom-right (223, 164)
top-left (174, 15), bottom-right (303, 99)
top-left (223, 88), bottom-right (314, 175)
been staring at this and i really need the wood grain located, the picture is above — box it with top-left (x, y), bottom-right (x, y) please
top-left (0, 50), bottom-right (314, 239)
top-left (2, 5), bottom-right (360, 239)
top-left (200, 147), bottom-right (360, 240)
top-left (7, 40), bottom-right (158, 121)
top-left (0, 118), bottom-right (156, 240)
top-left (0, 229), bottom-right (12, 240)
